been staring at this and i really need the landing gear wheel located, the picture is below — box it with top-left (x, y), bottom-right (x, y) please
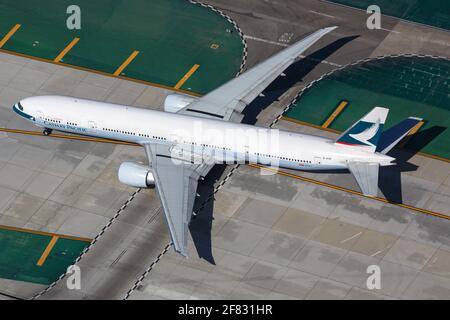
top-left (43, 128), bottom-right (52, 136)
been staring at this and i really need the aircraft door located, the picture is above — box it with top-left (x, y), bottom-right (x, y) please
top-left (244, 144), bottom-right (250, 163)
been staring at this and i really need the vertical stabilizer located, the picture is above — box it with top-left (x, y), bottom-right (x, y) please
top-left (335, 107), bottom-right (389, 152)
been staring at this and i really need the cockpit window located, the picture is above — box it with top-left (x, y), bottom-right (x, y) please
top-left (17, 102), bottom-right (23, 111)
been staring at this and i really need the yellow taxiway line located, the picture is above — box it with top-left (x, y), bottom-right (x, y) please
top-left (283, 116), bottom-right (339, 132)
top-left (0, 224), bottom-right (91, 242)
top-left (114, 50), bottom-right (140, 76)
top-left (54, 37), bottom-right (80, 63)
top-left (322, 100), bottom-right (349, 128)
top-left (0, 44), bottom-right (202, 97)
top-left (0, 127), bottom-right (138, 146)
top-left (36, 236), bottom-right (59, 266)
top-left (1, 127), bottom-right (448, 221)
top-left (248, 164), bottom-right (450, 220)
top-left (0, 24), bottom-right (21, 48)
top-left (174, 64), bottom-right (200, 89)
top-left (281, 116), bottom-right (450, 163)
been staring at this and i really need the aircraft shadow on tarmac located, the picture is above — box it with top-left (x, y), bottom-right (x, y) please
top-left (242, 35), bottom-right (360, 125)
top-left (379, 125), bottom-right (447, 204)
top-left (189, 35), bottom-right (360, 264)
top-left (189, 36), bottom-right (447, 263)
top-left (191, 126), bottom-right (447, 264)
top-left (190, 164), bottom-right (228, 264)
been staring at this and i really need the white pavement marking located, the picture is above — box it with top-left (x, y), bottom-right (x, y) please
top-left (340, 231), bottom-right (363, 244)
top-left (379, 27), bottom-right (401, 34)
top-left (309, 10), bottom-right (336, 19)
top-left (370, 250), bottom-right (383, 257)
top-left (243, 35), bottom-right (342, 67)
top-left (244, 35), bottom-right (289, 47)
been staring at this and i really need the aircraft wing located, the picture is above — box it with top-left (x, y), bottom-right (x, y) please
top-left (142, 143), bottom-right (213, 256)
top-left (178, 26), bottom-right (337, 122)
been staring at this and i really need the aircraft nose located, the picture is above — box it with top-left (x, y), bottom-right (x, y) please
top-left (14, 101), bottom-right (23, 111)
top-left (12, 99), bottom-right (35, 121)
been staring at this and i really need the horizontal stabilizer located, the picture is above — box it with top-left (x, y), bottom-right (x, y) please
top-left (376, 117), bottom-right (423, 154)
top-left (348, 162), bottom-right (379, 197)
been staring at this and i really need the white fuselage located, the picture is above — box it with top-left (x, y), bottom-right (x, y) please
top-left (14, 96), bottom-right (393, 171)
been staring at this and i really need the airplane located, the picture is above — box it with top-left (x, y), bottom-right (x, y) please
top-left (11, 26), bottom-right (422, 257)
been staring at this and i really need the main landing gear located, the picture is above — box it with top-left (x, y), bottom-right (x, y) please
top-left (43, 128), bottom-right (53, 136)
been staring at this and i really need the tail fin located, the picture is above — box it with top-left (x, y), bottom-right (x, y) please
top-left (335, 107), bottom-right (389, 153)
top-left (376, 117), bottom-right (423, 154)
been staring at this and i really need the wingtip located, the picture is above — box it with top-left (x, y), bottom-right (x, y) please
top-left (177, 249), bottom-right (189, 258)
top-left (373, 106), bottom-right (390, 111)
top-left (324, 26), bottom-right (338, 32)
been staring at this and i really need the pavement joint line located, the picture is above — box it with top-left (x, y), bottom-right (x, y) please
top-left (123, 242), bottom-right (172, 300)
top-left (36, 236), bottom-right (59, 266)
top-left (113, 50), bottom-right (140, 76)
top-left (248, 164), bottom-right (450, 221)
top-left (322, 100), bottom-right (349, 128)
top-left (174, 64), bottom-right (200, 89)
top-left (54, 37), bottom-right (80, 63)
top-left (0, 24), bottom-right (21, 48)
top-left (29, 188), bottom-right (142, 300)
top-left (0, 224), bottom-right (91, 242)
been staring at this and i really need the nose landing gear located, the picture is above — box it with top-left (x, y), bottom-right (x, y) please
top-left (43, 128), bottom-right (53, 136)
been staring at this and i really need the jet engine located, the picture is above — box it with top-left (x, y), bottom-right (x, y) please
top-left (164, 93), bottom-right (198, 113)
top-left (118, 162), bottom-right (155, 188)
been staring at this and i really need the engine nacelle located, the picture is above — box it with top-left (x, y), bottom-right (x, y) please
top-left (164, 93), bottom-right (198, 113)
top-left (118, 162), bottom-right (155, 188)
